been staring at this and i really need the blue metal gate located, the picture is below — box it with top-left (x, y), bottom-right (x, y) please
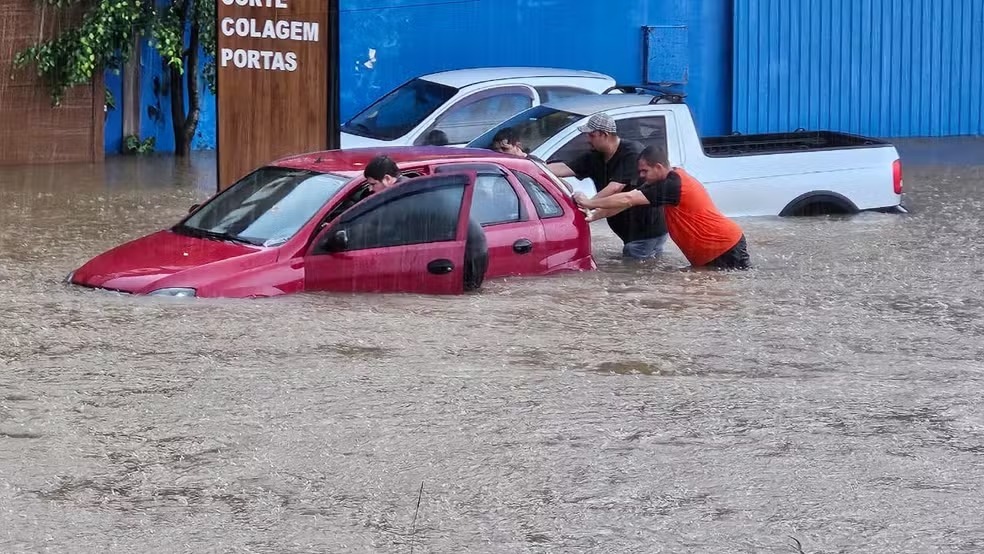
top-left (732, 0), bottom-right (984, 137)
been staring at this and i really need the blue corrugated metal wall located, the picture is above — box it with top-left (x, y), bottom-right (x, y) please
top-left (104, 0), bottom-right (733, 154)
top-left (733, 0), bottom-right (984, 137)
top-left (340, 0), bottom-right (732, 134)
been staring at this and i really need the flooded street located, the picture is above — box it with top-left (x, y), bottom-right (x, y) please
top-left (2, 143), bottom-right (984, 552)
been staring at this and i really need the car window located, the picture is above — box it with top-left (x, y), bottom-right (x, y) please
top-left (180, 167), bottom-right (349, 246)
top-left (343, 184), bottom-right (465, 251)
top-left (549, 115), bottom-right (669, 164)
top-left (470, 174), bottom-right (521, 225)
top-left (616, 116), bottom-right (668, 150)
top-left (323, 184), bottom-right (372, 223)
top-left (324, 168), bottom-right (429, 223)
top-left (513, 171), bottom-right (564, 219)
top-left (341, 78), bottom-right (459, 141)
top-left (551, 133), bottom-right (591, 163)
top-left (468, 106), bottom-right (583, 153)
top-left (419, 87), bottom-right (534, 145)
top-left (535, 86), bottom-right (593, 103)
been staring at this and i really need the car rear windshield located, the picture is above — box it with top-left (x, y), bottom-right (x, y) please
top-left (176, 167), bottom-right (350, 246)
top-left (467, 105), bottom-right (584, 153)
top-left (341, 78), bottom-right (459, 141)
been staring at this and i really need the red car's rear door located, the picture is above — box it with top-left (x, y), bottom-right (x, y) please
top-left (432, 162), bottom-right (547, 278)
top-left (302, 172), bottom-right (477, 295)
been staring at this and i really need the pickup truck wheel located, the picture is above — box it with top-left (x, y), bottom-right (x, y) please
top-left (780, 192), bottom-right (859, 217)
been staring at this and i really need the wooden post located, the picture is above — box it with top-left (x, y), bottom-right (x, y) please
top-left (215, 0), bottom-right (338, 192)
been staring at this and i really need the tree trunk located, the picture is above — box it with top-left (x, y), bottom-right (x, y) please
top-left (182, 17), bottom-right (201, 156)
top-left (170, 63), bottom-right (188, 156)
top-left (122, 34), bottom-right (141, 144)
top-left (169, 0), bottom-right (199, 157)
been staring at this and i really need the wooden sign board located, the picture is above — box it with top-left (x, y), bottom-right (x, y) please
top-left (216, 0), bottom-right (339, 191)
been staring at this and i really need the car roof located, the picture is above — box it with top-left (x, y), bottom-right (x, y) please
top-left (420, 66), bottom-right (614, 88)
top-left (270, 146), bottom-right (528, 173)
top-left (539, 93), bottom-right (659, 115)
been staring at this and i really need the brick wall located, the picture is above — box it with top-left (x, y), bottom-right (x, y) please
top-left (0, 0), bottom-right (103, 165)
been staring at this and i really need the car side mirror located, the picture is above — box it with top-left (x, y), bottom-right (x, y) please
top-left (188, 203), bottom-right (200, 213)
top-left (323, 228), bottom-right (349, 252)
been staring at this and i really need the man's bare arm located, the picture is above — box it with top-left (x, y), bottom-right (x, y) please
top-left (585, 207), bottom-right (626, 222)
top-left (577, 190), bottom-right (650, 210)
top-left (547, 162), bottom-right (575, 178)
top-left (593, 181), bottom-right (626, 199)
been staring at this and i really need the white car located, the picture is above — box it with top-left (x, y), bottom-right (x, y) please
top-left (468, 87), bottom-right (906, 217)
top-left (339, 67), bottom-right (616, 149)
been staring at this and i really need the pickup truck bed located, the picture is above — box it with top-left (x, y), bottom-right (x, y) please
top-left (702, 131), bottom-right (891, 157)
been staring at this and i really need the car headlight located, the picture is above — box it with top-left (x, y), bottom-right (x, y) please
top-left (148, 287), bottom-right (197, 298)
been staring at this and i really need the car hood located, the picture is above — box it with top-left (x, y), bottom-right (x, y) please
top-left (340, 131), bottom-right (394, 148)
top-left (72, 229), bottom-right (275, 294)
top-left (340, 130), bottom-right (470, 148)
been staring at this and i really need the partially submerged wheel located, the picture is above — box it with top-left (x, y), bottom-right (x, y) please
top-left (779, 192), bottom-right (859, 217)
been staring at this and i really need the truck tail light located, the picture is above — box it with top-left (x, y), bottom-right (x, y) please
top-left (892, 158), bottom-right (903, 195)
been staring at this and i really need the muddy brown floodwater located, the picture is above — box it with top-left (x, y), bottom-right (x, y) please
top-left (2, 142), bottom-right (984, 553)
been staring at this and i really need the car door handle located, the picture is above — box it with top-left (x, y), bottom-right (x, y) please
top-left (427, 259), bottom-right (454, 275)
top-left (513, 239), bottom-right (533, 254)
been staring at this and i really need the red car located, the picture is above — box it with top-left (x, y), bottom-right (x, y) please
top-left (68, 147), bottom-right (596, 297)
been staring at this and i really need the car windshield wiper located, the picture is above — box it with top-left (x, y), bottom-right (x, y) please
top-left (173, 224), bottom-right (262, 246)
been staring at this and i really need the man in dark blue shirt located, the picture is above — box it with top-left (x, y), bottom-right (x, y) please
top-left (547, 113), bottom-right (667, 260)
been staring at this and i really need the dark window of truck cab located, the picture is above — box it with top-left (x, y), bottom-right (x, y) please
top-left (341, 185), bottom-right (465, 251)
top-left (619, 116), bottom-right (667, 150)
top-left (513, 171), bottom-right (563, 218)
top-left (550, 115), bottom-right (668, 163)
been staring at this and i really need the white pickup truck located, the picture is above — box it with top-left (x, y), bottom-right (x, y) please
top-left (467, 86), bottom-right (906, 217)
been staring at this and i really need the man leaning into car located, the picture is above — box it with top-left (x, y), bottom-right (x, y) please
top-left (490, 127), bottom-right (545, 164)
top-left (330, 154), bottom-right (408, 215)
top-left (353, 154), bottom-right (489, 290)
top-left (363, 155), bottom-right (409, 194)
top-left (546, 113), bottom-right (668, 261)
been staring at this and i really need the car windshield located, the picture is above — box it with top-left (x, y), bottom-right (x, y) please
top-left (341, 78), bottom-right (459, 141)
top-left (467, 105), bottom-right (584, 153)
top-left (176, 167), bottom-right (350, 246)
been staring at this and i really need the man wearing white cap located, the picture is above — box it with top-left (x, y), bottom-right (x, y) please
top-left (547, 113), bottom-right (667, 260)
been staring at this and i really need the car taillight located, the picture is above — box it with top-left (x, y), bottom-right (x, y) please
top-left (892, 158), bottom-right (903, 195)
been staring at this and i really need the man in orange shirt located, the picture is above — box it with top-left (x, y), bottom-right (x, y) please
top-left (573, 145), bottom-right (750, 270)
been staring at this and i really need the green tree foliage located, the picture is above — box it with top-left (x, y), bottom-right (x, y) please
top-left (12, 0), bottom-right (216, 156)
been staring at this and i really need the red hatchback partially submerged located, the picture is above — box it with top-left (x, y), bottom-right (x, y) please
top-left (68, 147), bottom-right (596, 298)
